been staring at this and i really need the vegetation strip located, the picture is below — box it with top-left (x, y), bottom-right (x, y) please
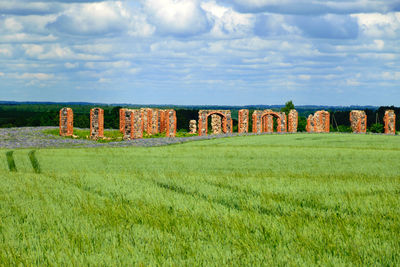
top-left (28, 150), bottom-right (41, 174)
top-left (5, 150), bottom-right (17, 172)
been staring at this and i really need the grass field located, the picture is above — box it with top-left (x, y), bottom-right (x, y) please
top-left (0, 133), bottom-right (399, 265)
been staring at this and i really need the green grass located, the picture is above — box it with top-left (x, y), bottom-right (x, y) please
top-left (44, 128), bottom-right (196, 142)
top-left (0, 133), bottom-right (399, 265)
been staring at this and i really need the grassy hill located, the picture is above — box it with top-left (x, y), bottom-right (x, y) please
top-left (0, 134), bottom-right (399, 265)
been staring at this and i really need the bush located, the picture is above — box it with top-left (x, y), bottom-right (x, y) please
top-left (369, 123), bottom-right (384, 133)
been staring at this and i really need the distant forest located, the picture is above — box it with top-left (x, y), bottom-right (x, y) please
top-left (0, 103), bottom-right (399, 133)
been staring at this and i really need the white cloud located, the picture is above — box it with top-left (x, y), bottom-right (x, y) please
top-left (353, 12), bottom-right (400, 38)
top-left (382, 71), bottom-right (400, 80)
top-left (3, 18), bottom-right (23, 32)
top-left (48, 1), bottom-right (131, 35)
top-left (202, 1), bottom-right (254, 38)
top-left (15, 72), bottom-right (54, 80)
top-left (298, 74), bottom-right (311, 80)
top-left (65, 62), bottom-right (78, 69)
top-left (145, 0), bottom-right (211, 36)
top-left (0, 72), bottom-right (4, 77)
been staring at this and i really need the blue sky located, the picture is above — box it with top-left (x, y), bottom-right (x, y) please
top-left (0, 0), bottom-right (399, 106)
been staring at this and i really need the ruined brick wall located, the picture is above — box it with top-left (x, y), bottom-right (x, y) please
top-left (166, 109), bottom-right (177, 137)
top-left (238, 109), bottom-right (249, 133)
top-left (288, 109), bottom-right (298, 133)
top-left (211, 114), bottom-right (222, 134)
top-left (198, 110), bottom-right (233, 136)
top-left (252, 110), bottom-right (286, 133)
top-left (189, 120), bottom-right (197, 134)
top-left (350, 110), bottom-right (367, 133)
top-left (384, 110), bottom-right (396, 134)
top-left (90, 107), bottom-right (104, 139)
top-left (306, 110), bottom-right (330, 133)
top-left (59, 107), bottom-right (73, 136)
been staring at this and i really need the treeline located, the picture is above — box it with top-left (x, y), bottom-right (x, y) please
top-left (0, 104), bottom-right (398, 133)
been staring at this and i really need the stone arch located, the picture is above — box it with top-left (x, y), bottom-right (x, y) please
top-left (198, 110), bottom-right (232, 136)
top-left (252, 109), bottom-right (287, 133)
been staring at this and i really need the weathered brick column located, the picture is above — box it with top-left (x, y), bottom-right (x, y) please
top-left (59, 107), bottom-right (73, 136)
top-left (189, 120), bottom-right (197, 134)
top-left (252, 110), bottom-right (286, 133)
top-left (166, 109), bottom-right (177, 137)
top-left (158, 109), bottom-right (168, 133)
top-left (149, 109), bottom-right (159, 135)
top-left (90, 107), bottom-right (104, 139)
top-left (211, 114), bottom-right (222, 134)
top-left (238, 109), bottom-right (249, 133)
top-left (288, 109), bottom-right (298, 133)
top-left (123, 109), bottom-right (144, 140)
top-left (306, 110), bottom-right (330, 133)
top-left (384, 110), bottom-right (396, 135)
top-left (198, 110), bottom-right (232, 136)
top-left (119, 108), bottom-right (127, 133)
top-left (350, 110), bottom-right (367, 133)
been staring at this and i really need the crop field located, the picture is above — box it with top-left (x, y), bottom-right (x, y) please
top-left (0, 133), bottom-right (399, 265)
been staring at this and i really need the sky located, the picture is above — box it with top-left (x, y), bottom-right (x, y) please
top-left (0, 0), bottom-right (399, 106)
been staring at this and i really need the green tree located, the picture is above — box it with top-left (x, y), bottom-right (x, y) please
top-left (281, 100), bottom-right (295, 115)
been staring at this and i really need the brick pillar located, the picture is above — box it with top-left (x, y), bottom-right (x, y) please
top-left (238, 109), bottom-right (249, 133)
top-left (288, 109), bottom-right (298, 133)
top-left (166, 109), bottom-right (176, 137)
top-left (123, 110), bottom-right (133, 140)
top-left (307, 111), bottom-right (329, 133)
top-left (350, 110), bottom-right (367, 133)
top-left (120, 108), bottom-right (127, 133)
top-left (306, 114), bottom-right (314, 133)
top-left (59, 107), bottom-right (73, 136)
top-left (158, 110), bottom-right (168, 133)
top-left (132, 109), bottom-right (144, 139)
top-left (189, 120), bottom-right (197, 134)
top-left (211, 114), bottom-right (222, 134)
top-left (252, 111), bottom-right (262, 133)
top-left (90, 107), bottom-right (104, 139)
top-left (384, 110), bottom-right (396, 135)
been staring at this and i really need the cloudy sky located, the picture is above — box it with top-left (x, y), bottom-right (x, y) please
top-left (0, 0), bottom-right (399, 105)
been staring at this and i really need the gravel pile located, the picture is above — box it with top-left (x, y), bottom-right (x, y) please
top-left (0, 127), bottom-right (270, 149)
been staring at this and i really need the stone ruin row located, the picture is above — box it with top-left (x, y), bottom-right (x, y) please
top-left (306, 110), bottom-right (330, 133)
top-left (198, 110), bottom-right (233, 136)
top-left (350, 110), bottom-right (367, 133)
top-left (59, 107), bottom-right (73, 136)
top-left (59, 108), bottom-right (397, 138)
top-left (120, 108), bottom-right (177, 140)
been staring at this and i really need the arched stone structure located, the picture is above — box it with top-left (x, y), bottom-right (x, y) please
top-left (252, 110), bottom-right (287, 133)
top-left (384, 110), bottom-right (396, 135)
top-left (59, 107), bottom-right (73, 136)
top-left (288, 109), bottom-right (298, 133)
top-left (238, 109), bottom-right (249, 133)
top-left (198, 110), bottom-right (233, 136)
top-left (306, 110), bottom-right (330, 133)
top-left (90, 107), bottom-right (104, 139)
top-left (350, 110), bottom-right (367, 133)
